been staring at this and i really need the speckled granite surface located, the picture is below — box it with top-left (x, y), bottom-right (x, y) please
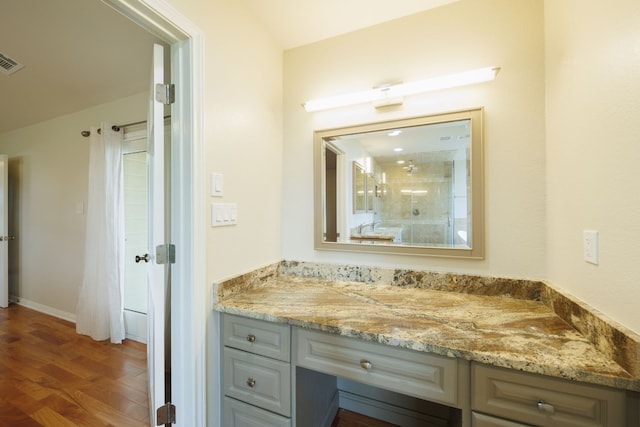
top-left (213, 260), bottom-right (640, 392)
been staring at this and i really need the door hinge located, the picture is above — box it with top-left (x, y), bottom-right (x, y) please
top-left (156, 403), bottom-right (176, 425)
top-left (155, 83), bottom-right (175, 105)
top-left (156, 244), bottom-right (176, 265)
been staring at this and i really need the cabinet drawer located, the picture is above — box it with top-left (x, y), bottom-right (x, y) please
top-left (472, 363), bottom-right (626, 427)
top-left (295, 328), bottom-right (457, 406)
top-left (472, 411), bottom-right (531, 427)
top-left (223, 347), bottom-right (291, 417)
top-left (223, 397), bottom-right (291, 427)
top-left (223, 314), bottom-right (291, 362)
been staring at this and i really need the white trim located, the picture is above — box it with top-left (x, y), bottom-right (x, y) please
top-left (124, 309), bottom-right (148, 343)
top-left (16, 298), bottom-right (76, 323)
top-left (101, 1), bottom-right (207, 426)
top-left (169, 34), bottom-right (208, 427)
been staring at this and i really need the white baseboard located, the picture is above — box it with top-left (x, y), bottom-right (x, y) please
top-left (339, 390), bottom-right (449, 427)
top-left (15, 297), bottom-right (76, 323)
top-left (9, 296), bottom-right (147, 344)
top-left (124, 309), bottom-right (147, 344)
top-left (13, 299), bottom-right (147, 345)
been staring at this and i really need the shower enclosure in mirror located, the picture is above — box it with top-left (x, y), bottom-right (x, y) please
top-left (314, 108), bottom-right (484, 259)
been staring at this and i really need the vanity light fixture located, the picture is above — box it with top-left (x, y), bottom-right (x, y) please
top-left (303, 66), bottom-right (500, 112)
top-left (387, 130), bottom-right (402, 137)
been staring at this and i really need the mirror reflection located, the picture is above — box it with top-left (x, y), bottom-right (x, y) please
top-left (353, 162), bottom-right (366, 213)
top-left (315, 108), bottom-right (484, 258)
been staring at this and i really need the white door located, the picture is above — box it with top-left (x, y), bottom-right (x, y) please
top-left (124, 145), bottom-right (149, 343)
top-left (147, 43), bottom-right (171, 426)
top-left (0, 154), bottom-right (7, 308)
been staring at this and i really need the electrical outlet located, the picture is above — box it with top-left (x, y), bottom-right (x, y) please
top-left (583, 230), bottom-right (599, 265)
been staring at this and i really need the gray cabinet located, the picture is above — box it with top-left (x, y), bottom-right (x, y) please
top-left (295, 328), bottom-right (459, 407)
top-left (220, 313), bottom-right (633, 427)
top-left (223, 397), bottom-right (291, 427)
top-left (471, 412), bottom-right (531, 427)
top-left (223, 313), bottom-right (291, 362)
top-left (222, 314), bottom-right (292, 427)
top-left (471, 363), bottom-right (626, 427)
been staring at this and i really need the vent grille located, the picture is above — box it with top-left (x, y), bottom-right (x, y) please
top-left (0, 51), bottom-right (24, 75)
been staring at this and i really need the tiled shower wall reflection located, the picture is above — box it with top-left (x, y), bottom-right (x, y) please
top-left (375, 158), bottom-right (468, 246)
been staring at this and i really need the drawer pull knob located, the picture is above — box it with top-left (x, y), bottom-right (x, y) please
top-left (246, 334), bottom-right (256, 343)
top-left (537, 400), bottom-right (555, 414)
top-left (246, 377), bottom-right (256, 388)
top-left (360, 359), bottom-right (372, 370)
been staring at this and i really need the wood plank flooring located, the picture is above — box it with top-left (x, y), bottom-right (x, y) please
top-left (0, 304), bottom-right (149, 427)
top-left (331, 409), bottom-right (398, 427)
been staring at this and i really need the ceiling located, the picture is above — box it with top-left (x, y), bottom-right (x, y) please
top-left (0, 0), bottom-right (457, 133)
top-left (0, 0), bottom-right (166, 133)
top-left (241, 0), bottom-right (459, 50)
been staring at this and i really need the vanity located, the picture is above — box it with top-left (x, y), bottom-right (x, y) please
top-left (215, 261), bottom-right (640, 427)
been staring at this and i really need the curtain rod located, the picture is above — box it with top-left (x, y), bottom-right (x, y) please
top-left (80, 115), bottom-right (171, 137)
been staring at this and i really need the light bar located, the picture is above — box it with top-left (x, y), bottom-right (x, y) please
top-left (303, 66), bottom-right (500, 112)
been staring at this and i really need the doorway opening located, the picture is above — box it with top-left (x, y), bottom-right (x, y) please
top-left (123, 124), bottom-right (149, 343)
top-left (99, 1), bottom-right (206, 422)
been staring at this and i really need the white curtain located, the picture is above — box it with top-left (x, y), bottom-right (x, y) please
top-left (76, 122), bottom-right (125, 344)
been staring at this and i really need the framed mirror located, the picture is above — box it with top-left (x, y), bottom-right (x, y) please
top-left (314, 108), bottom-right (484, 258)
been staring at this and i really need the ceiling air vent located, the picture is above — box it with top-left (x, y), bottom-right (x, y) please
top-left (0, 51), bottom-right (24, 75)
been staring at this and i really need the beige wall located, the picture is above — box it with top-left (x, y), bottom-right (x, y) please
top-left (167, 0), bottom-right (284, 285)
top-left (545, 1), bottom-right (640, 333)
top-left (283, 0), bottom-right (546, 277)
top-left (0, 92), bottom-right (148, 318)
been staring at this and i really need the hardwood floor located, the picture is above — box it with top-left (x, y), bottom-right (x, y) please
top-left (331, 409), bottom-right (398, 427)
top-left (0, 304), bottom-right (149, 427)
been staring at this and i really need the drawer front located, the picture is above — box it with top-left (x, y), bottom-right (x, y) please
top-left (295, 328), bottom-right (457, 406)
top-left (223, 347), bottom-right (291, 417)
top-left (472, 412), bottom-right (532, 427)
top-left (472, 363), bottom-right (626, 427)
top-left (223, 314), bottom-right (291, 362)
top-left (223, 397), bottom-right (291, 427)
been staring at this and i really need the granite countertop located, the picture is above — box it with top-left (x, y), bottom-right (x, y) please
top-left (214, 261), bottom-right (640, 392)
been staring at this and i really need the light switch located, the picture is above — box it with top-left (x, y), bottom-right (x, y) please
top-left (75, 202), bottom-right (84, 215)
top-left (211, 203), bottom-right (237, 227)
top-left (211, 172), bottom-right (223, 197)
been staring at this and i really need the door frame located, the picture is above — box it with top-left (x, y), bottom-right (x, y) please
top-left (101, 1), bottom-right (207, 426)
top-left (0, 155), bottom-right (7, 308)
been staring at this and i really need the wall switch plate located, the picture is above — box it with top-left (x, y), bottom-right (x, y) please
top-left (210, 172), bottom-right (223, 197)
top-left (211, 202), bottom-right (237, 227)
top-left (583, 230), bottom-right (599, 265)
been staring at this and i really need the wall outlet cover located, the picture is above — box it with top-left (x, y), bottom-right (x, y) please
top-left (583, 230), bottom-right (599, 265)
